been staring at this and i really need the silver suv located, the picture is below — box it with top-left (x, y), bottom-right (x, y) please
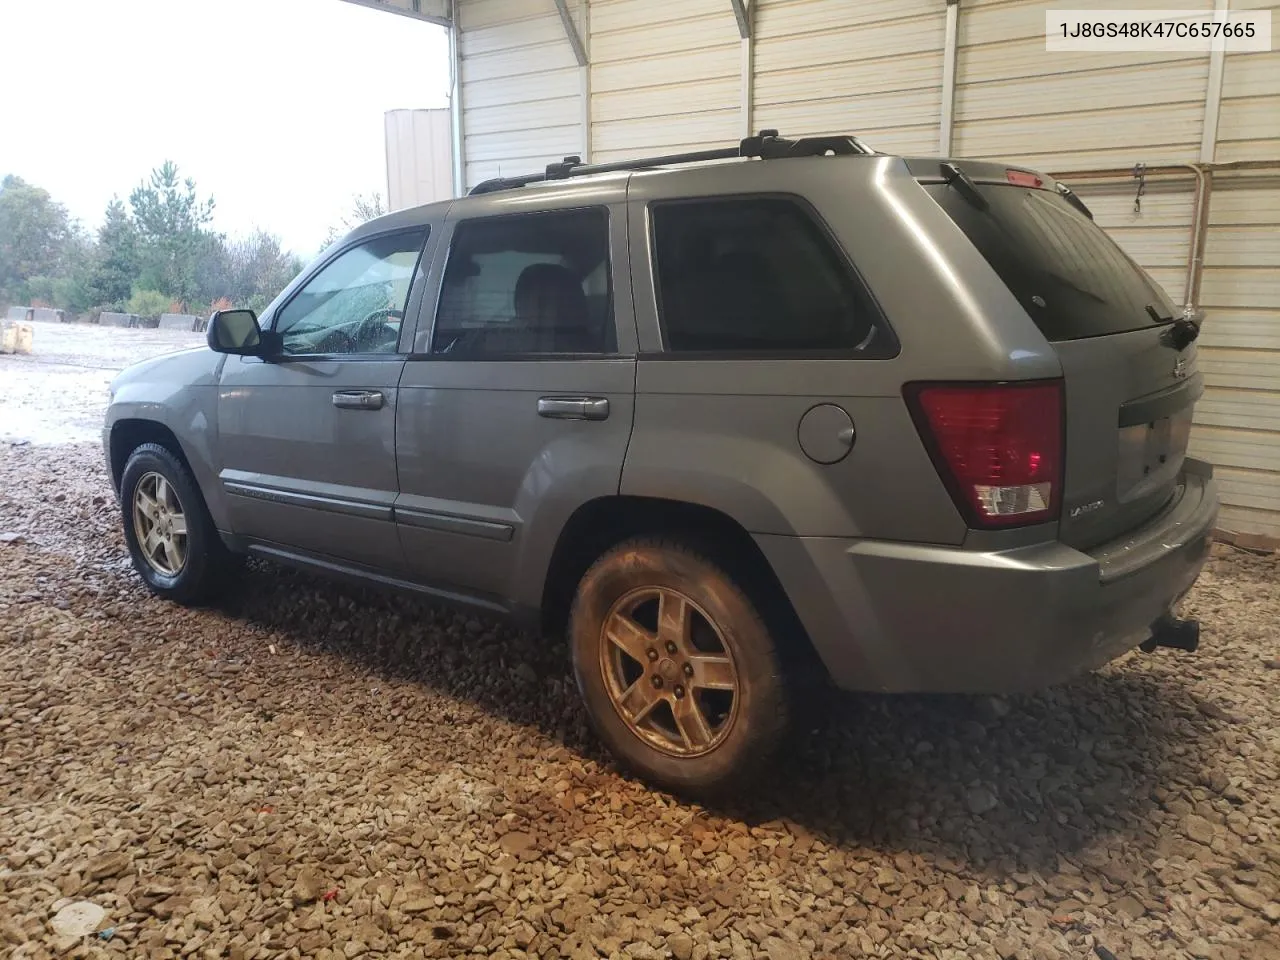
top-left (105, 132), bottom-right (1218, 795)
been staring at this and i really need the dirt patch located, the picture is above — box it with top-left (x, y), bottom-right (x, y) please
top-left (2, 440), bottom-right (1278, 959)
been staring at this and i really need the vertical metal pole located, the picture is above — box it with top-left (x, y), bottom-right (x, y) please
top-left (580, 1), bottom-right (592, 162)
top-left (939, 0), bottom-right (960, 156)
top-left (448, 1), bottom-right (465, 196)
top-left (741, 2), bottom-right (753, 138)
top-left (1200, 0), bottom-right (1229, 163)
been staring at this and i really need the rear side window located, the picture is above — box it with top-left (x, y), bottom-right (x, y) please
top-left (924, 182), bottom-right (1178, 342)
top-left (649, 197), bottom-right (892, 355)
top-left (430, 208), bottom-right (615, 356)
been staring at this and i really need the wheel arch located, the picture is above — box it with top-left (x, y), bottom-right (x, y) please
top-left (108, 419), bottom-right (192, 494)
top-left (538, 495), bottom-right (824, 676)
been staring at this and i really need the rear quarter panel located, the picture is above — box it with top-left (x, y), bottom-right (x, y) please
top-left (621, 157), bottom-right (1063, 541)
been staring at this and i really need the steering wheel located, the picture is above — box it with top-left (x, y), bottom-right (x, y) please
top-left (352, 308), bottom-right (403, 352)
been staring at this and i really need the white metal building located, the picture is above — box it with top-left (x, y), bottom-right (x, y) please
top-left (350, 0), bottom-right (1280, 543)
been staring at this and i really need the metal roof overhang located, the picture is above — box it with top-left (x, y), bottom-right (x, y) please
top-left (339, 0), bottom-right (451, 29)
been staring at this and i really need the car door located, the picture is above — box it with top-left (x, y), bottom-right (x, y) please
top-left (216, 226), bottom-right (431, 571)
top-left (394, 195), bottom-right (637, 612)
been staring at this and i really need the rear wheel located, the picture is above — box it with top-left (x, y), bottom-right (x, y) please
top-left (120, 443), bottom-right (236, 605)
top-left (569, 538), bottom-right (788, 796)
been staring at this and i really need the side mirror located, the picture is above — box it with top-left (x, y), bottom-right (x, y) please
top-left (207, 309), bottom-right (263, 355)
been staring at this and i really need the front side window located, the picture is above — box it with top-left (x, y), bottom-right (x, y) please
top-left (430, 208), bottom-right (615, 356)
top-left (274, 229), bottom-right (427, 356)
top-left (650, 197), bottom-right (891, 355)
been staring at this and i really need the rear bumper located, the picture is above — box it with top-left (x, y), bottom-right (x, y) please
top-left (757, 465), bottom-right (1218, 693)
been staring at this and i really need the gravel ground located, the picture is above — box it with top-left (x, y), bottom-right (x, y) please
top-left (2, 334), bottom-right (1280, 960)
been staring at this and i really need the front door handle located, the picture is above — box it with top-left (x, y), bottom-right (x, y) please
top-left (332, 390), bottom-right (385, 410)
top-left (537, 397), bottom-right (610, 421)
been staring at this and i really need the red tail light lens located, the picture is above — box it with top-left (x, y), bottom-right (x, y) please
top-left (906, 380), bottom-right (1064, 528)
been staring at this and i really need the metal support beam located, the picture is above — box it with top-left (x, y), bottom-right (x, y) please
top-left (939, 0), bottom-right (960, 156)
top-left (1200, 0), bottom-right (1229, 163)
top-left (730, 0), bottom-right (750, 40)
top-left (339, 0), bottom-right (451, 29)
top-left (578, 2), bottom-right (591, 162)
top-left (738, 1), bottom-right (753, 136)
top-left (553, 0), bottom-right (589, 68)
top-left (448, 0), bottom-right (465, 196)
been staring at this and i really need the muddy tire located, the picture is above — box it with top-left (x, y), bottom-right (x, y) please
top-left (120, 443), bottom-right (235, 605)
top-left (569, 537), bottom-right (789, 797)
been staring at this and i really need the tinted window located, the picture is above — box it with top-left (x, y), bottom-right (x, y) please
top-left (924, 182), bottom-right (1178, 341)
top-left (650, 197), bottom-right (889, 354)
top-left (430, 208), bottom-right (614, 356)
top-left (274, 230), bottom-right (426, 355)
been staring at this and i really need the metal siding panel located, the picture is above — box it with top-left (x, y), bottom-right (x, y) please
top-left (588, 2), bottom-right (739, 162)
top-left (1189, 425), bottom-right (1280, 473)
top-left (1204, 226), bottom-right (1280, 268)
top-left (750, 0), bottom-right (944, 154)
top-left (954, 102), bottom-right (1206, 169)
top-left (954, 1), bottom-right (1210, 170)
top-left (463, 68), bottom-right (581, 109)
top-left (1196, 388), bottom-right (1280, 433)
top-left (458, 0), bottom-right (584, 189)
top-left (754, 50), bottom-right (942, 106)
top-left (1198, 311), bottom-right (1280, 351)
top-left (961, 0), bottom-right (1211, 47)
top-left (593, 77), bottom-right (742, 124)
top-left (1196, 176), bottom-right (1280, 537)
top-left (590, 0), bottom-right (729, 34)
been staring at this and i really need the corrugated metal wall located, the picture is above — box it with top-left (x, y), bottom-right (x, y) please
top-left (457, 0), bottom-right (585, 188)
top-left (1191, 3), bottom-right (1280, 537)
top-left (589, 0), bottom-right (741, 163)
top-left (752, 0), bottom-right (946, 155)
top-left (444, 0), bottom-right (1280, 538)
top-left (954, 0), bottom-right (1213, 170)
top-left (1193, 174), bottom-right (1280, 537)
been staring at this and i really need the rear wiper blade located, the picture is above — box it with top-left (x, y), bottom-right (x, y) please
top-left (1146, 304), bottom-right (1173, 323)
top-left (939, 162), bottom-right (989, 211)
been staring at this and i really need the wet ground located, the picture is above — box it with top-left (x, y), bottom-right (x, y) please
top-left (0, 321), bottom-right (201, 446)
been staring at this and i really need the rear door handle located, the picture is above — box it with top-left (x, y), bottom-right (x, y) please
top-left (332, 390), bottom-right (385, 410)
top-left (537, 397), bottom-right (610, 421)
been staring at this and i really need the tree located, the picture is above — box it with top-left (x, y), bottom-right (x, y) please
top-left (86, 198), bottom-right (139, 308)
top-left (321, 192), bottom-right (386, 249)
top-left (0, 174), bottom-right (74, 301)
top-left (127, 288), bottom-right (171, 320)
top-left (226, 230), bottom-right (304, 312)
top-left (130, 161), bottom-right (215, 306)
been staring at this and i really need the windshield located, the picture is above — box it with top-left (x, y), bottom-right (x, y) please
top-left (924, 181), bottom-right (1178, 342)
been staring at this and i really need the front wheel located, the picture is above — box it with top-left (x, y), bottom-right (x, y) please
top-left (119, 443), bottom-right (236, 605)
top-left (569, 538), bottom-right (789, 797)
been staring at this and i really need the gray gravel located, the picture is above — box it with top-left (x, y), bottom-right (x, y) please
top-left (2, 339), bottom-right (1279, 958)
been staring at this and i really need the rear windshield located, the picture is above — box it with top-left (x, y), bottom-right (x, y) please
top-left (923, 181), bottom-right (1178, 342)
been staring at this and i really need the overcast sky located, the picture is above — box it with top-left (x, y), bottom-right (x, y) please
top-left (0, 0), bottom-right (451, 256)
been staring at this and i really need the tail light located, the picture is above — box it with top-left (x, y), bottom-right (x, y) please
top-left (905, 380), bottom-right (1064, 529)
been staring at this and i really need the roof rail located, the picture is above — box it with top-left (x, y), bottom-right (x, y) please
top-left (467, 130), bottom-right (876, 196)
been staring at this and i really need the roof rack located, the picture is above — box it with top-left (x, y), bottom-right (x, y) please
top-left (468, 129), bottom-right (876, 196)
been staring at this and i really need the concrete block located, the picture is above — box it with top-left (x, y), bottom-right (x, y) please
top-left (158, 313), bottom-right (201, 331)
top-left (32, 307), bottom-right (66, 323)
top-left (99, 312), bottom-right (140, 328)
top-left (5, 306), bottom-right (34, 323)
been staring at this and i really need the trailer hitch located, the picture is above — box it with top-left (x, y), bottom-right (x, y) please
top-left (1140, 614), bottom-right (1200, 653)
